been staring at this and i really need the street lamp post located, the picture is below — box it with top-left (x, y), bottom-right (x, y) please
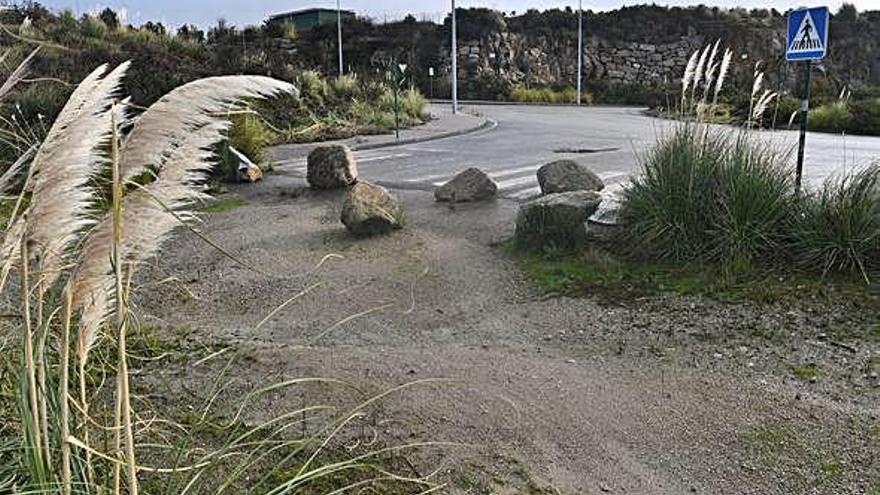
top-left (451, 0), bottom-right (458, 114)
top-left (394, 63), bottom-right (407, 140)
top-left (577, 0), bottom-right (583, 106)
top-left (337, 0), bottom-right (344, 76)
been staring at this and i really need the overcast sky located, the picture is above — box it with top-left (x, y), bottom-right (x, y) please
top-left (32, 1), bottom-right (877, 28)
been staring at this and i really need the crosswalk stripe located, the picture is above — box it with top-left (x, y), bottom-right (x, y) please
top-left (508, 187), bottom-right (542, 199)
top-left (496, 175), bottom-right (538, 190)
top-left (488, 165), bottom-right (539, 180)
top-left (356, 153), bottom-right (411, 163)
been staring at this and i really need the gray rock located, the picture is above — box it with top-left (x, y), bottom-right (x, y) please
top-left (307, 145), bottom-right (358, 190)
top-left (435, 167), bottom-right (498, 203)
top-left (341, 182), bottom-right (403, 236)
top-left (515, 191), bottom-right (602, 250)
top-left (537, 160), bottom-right (605, 195)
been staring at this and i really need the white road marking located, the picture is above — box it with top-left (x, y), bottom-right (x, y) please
top-left (275, 158), bottom-right (306, 166)
top-left (355, 153), bottom-right (412, 163)
top-left (488, 165), bottom-right (539, 180)
top-left (496, 175), bottom-right (538, 190)
top-left (598, 171), bottom-right (630, 182)
top-left (509, 187), bottom-right (542, 200)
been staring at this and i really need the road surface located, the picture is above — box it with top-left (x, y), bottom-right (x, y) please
top-left (274, 104), bottom-right (880, 200)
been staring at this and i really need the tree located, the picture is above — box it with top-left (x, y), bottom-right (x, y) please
top-left (98, 7), bottom-right (119, 30)
top-left (142, 21), bottom-right (166, 36)
top-left (177, 23), bottom-right (205, 43)
top-left (837, 3), bottom-right (858, 22)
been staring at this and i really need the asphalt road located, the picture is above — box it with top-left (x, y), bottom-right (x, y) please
top-left (275, 104), bottom-right (880, 200)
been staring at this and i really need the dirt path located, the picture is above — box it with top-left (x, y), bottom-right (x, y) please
top-left (137, 176), bottom-right (879, 494)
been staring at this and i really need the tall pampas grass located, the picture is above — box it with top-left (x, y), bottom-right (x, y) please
top-left (690, 44), bottom-right (711, 102)
top-left (701, 40), bottom-right (721, 102)
top-left (0, 58), bottom-right (294, 494)
top-left (681, 50), bottom-right (700, 110)
top-left (713, 49), bottom-right (732, 104)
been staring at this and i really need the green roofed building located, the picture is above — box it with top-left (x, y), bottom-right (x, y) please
top-left (267, 8), bottom-right (355, 32)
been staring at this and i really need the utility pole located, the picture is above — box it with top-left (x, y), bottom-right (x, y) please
top-left (577, 0), bottom-right (584, 106)
top-left (451, 0), bottom-right (458, 114)
top-left (337, 0), bottom-right (344, 76)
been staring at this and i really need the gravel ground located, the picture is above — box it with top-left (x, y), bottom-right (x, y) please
top-left (134, 173), bottom-right (880, 494)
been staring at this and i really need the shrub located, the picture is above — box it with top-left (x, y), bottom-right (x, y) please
top-left (808, 100), bottom-right (851, 133)
top-left (329, 73), bottom-right (359, 100)
top-left (847, 98), bottom-right (880, 136)
top-left (791, 166), bottom-right (880, 281)
top-left (226, 112), bottom-right (276, 164)
top-left (400, 88), bottom-right (428, 120)
top-left (298, 70), bottom-right (328, 103)
top-left (618, 123), bottom-right (796, 268)
top-left (509, 85), bottom-right (590, 104)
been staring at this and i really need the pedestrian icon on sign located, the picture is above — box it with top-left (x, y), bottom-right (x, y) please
top-left (799, 21), bottom-right (813, 48)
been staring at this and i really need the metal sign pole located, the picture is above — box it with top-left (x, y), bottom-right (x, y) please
top-left (796, 60), bottom-right (813, 193)
top-left (577, 0), bottom-right (583, 106)
top-left (451, 0), bottom-right (458, 114)
top-left (337, 0), bottom-right (344, 76)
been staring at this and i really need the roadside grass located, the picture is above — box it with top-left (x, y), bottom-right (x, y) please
top-left (791, 363), bottom-right (823, 381)
top-left (202, 194), bottom-right (249, 213)
top-left (743, 423), bottom-right (863, 491)
top-left (511, 245), bottom-right (879, 307)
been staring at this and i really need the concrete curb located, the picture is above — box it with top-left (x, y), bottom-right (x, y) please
top-left (429, 99), bottom-right (648, 109)
top-left (351, 117), bottom-right (497, 151)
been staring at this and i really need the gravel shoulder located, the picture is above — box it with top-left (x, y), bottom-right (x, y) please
top-left (136, 172), bottom-right (880, 494)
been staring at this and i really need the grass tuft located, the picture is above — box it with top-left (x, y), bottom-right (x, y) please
top-left (618, 123), bottom-right (795, 269)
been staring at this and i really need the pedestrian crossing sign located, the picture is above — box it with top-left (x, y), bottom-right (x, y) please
top-left (786, 7), bottom-right (829, 61)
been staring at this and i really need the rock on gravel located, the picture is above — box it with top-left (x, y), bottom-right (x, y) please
top-left (435, 167), bottom-right (498, 203)
top-left (537, 159), bottom-right (605, 194)
top-left (515, 191), bottom-right (602, 249)
top-left (341, 182), bottom-right (404, 236)
top-left (307, 144), bottom-right (358, 190)
top-left (229, 146), bottom-right (263, 183)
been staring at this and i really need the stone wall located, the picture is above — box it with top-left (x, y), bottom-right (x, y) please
top-left (437, 22), bottom-right (875, 91)
top-left (443, 31), bottom-right (705, 88)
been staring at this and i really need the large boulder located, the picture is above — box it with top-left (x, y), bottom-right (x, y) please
top-left (537, 160), bottom-right (604, 195)
top-left (341, 182), bottom-right (404, 236)
top-left (435, 168), bottom-right (498, 202)
top-left (307, 145), bottom-right (358, 190)
top-left (515, 191), bottom-right (602, 250)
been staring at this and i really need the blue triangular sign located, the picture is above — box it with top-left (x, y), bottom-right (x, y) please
top-left (786, 7), bottom-right (829, 61)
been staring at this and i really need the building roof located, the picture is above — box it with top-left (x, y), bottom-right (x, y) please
top-left (268, 8), bottom-right (354, 21)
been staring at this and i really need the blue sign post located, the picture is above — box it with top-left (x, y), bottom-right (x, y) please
top-left (787, 7), bottom-right (829, 192)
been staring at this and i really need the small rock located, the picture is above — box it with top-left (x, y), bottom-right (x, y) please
top-left (599, 482), bottom-right (612, 492)
top-left (229, 146), bottom-right (263, 183)
top-left (240, 162), bottom-right (263, 183)
top-left (307, 144), bottom-right (358, 189)
top-left (435, 167), bottom-right (498, 202)
top-left (340, 182), bottom-right (403, 236)
top-left (537, 159), bottom-right (605, 194)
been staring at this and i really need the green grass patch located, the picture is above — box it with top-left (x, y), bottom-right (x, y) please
top-left (791, 363), bottom-right (823, 381)
top-left (202, 194), bottom-right (248, 213)
top-left (512, 246), bottom-right (879, 306)
top-left (819, 460), bottom-right (844, 480)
